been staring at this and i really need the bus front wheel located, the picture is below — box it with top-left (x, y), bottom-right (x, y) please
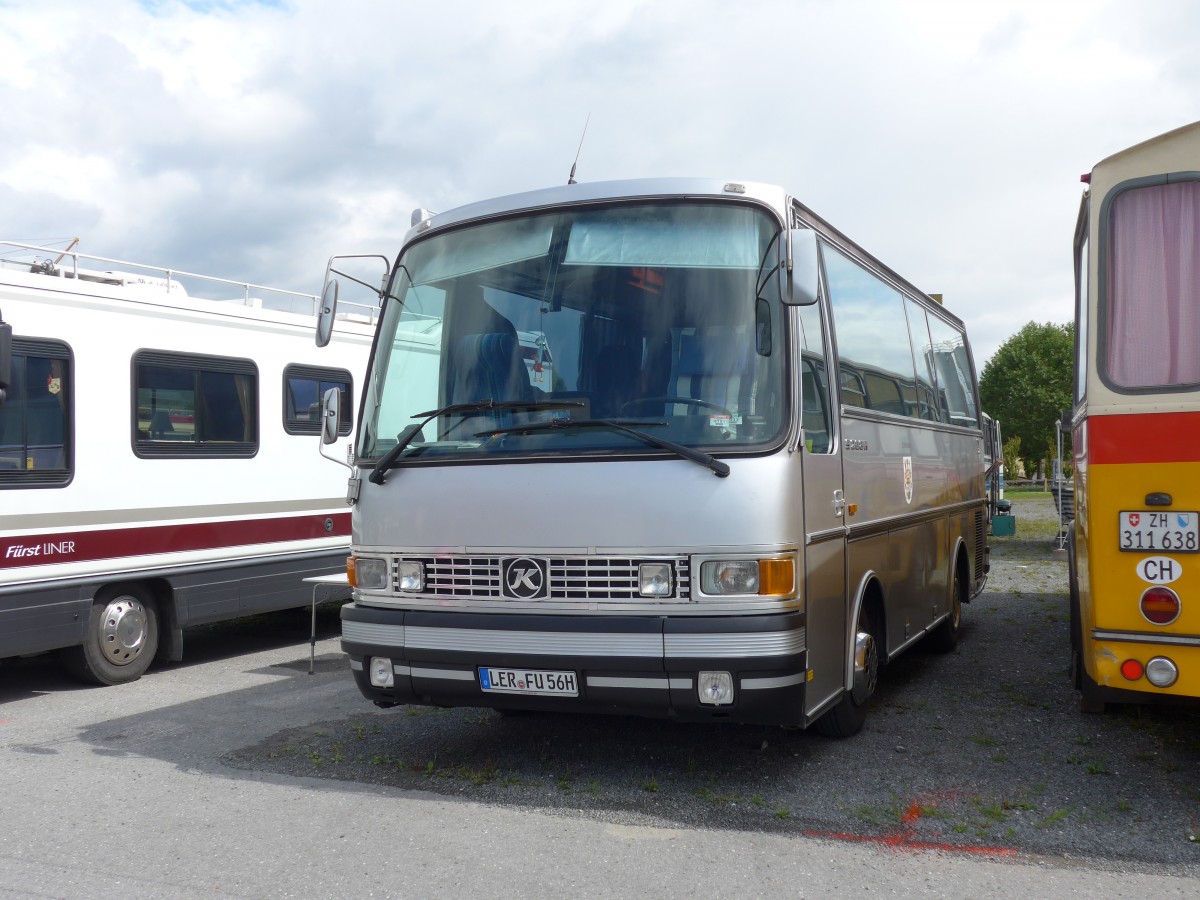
top-left (814, 604), bottom-right (880, 738)
top-left (63, 586), bottom-right (159, 686)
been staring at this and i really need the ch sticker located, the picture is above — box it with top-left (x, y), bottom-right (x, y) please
top-left (1137, 556), bottom-right (1181, 584)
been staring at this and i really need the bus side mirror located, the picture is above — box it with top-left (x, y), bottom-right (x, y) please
top-left (320, 387), bottom-right (341, 445)
top-left (0, 313), bottom-right (11, 404)
top-left (316, 280), bottom-right (338, 348)
top-left (785, 229), bottom-right (820, 306)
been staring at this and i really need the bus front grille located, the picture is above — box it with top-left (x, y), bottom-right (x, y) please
top-left (393, 555), bottom-right (692, 602)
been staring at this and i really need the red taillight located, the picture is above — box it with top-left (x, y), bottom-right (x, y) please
top-left (1140, 586), bottom-right (1181, 625)
top-left (1120, 658), bottom-right (1144, 681)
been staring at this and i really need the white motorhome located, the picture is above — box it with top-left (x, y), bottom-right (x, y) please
top-left (317, 179), bottom-right (988, 736)
top-left (0, 241), bottom-right (372, 684)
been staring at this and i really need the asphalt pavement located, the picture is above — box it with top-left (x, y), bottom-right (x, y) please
top-left (1, 493), bottom-right (1198, 898)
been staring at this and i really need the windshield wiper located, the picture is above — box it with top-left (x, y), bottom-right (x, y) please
top-left (369, 398), bottom-right (585, 484)
top-left (480, 418), bottom-right (731, 478)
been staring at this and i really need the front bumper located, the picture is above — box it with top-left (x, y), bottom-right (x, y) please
top-left (340, 603), bottom-right (808, 726)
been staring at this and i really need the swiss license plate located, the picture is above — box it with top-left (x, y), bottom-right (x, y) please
top-left (479, 667), bottom-right (579, 697)
top-left (1118, 511), bottom-right (1199, 552)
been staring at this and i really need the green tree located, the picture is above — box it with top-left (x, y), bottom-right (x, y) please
top-left (979, 321), bottom-right (1074, 480)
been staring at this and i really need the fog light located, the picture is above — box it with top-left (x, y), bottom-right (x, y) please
top-left (370, 656), bottom-right (394, 688)
top-left (698, 671), bottom-right (734, 706)
top-left (354, 556), bottom-right (389, 591)
top-left (1120, 658), bottom-right (1144, 681)
top-left (397, 560), bottom-right (424, 592)
top-left (640, 563), bottom-right (673, 597)
top-left (1145, 656), bottom-right (1179, 688)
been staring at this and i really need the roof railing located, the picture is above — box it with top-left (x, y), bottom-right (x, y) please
top-left (0, 240), bottom-right (379, 321)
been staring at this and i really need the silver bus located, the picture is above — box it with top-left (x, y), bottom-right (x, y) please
top-left (316, 179), bottom-right (988, 736)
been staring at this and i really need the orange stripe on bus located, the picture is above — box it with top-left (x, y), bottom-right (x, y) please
top-left (1088, 412), bottom-right (1200, 465)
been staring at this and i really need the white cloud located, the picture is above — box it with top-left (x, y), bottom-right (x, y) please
top-left (2, 0), bottom-right (1197, 366)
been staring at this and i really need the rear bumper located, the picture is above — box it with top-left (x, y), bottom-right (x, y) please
top-left (340, 603), bottom-right (808, 726)
top-left (1085, 632), bottom-right (1200, 703)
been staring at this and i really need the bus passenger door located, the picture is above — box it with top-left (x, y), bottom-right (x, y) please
top-left (797, 307), bottom-right (848, 719)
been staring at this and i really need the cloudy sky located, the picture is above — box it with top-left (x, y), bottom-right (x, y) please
top-left (2, 0), bottom-right (1197, 365)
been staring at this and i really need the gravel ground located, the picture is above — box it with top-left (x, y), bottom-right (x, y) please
top-left (226, 493), bottom-right (1200, 874)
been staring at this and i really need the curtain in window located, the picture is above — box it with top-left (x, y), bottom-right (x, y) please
top-left (235, 373), bottom-right (255, 441)
top-left (1107, 181), bottom-right (1200, 388)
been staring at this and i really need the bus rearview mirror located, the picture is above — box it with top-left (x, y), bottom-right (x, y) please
top-left (316, 280), bottom-right (338, 347)
top-left (320, 387), bottom-right (341, 444)
top-left (786, 229), bottom-right (820, 306)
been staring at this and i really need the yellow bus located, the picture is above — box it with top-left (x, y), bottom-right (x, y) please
top-left (1070, 121), bottom-right (1200, 710)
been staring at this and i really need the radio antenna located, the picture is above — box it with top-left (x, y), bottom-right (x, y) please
top-left (567, 114), bottom-right (591, 185)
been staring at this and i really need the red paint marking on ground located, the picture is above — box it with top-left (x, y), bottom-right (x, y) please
top-left (804, 791), bottom-right (1017, 858)
top-left (900, 800), bottom-right (925, 825)
top-left (804, 830), bottom-right (1018, 857)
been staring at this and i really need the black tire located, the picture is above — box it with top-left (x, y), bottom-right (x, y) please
top-left (814, 603), bottom-right (880, 738)
top-left (1065, 533), bottom-right (1105, 713)
top-left (927, 565), bottom-right (963, 653)
top-left (62, 586), bottom-right (159, 686)
top-left (1067, 530), bottom-right (1083, 689)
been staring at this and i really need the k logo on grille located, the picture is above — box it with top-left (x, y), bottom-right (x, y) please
top-left (502, 557), bottom-right (549, 599)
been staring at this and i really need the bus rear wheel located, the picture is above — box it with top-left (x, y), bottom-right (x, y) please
top-left (814, 604), bottom-right (880, 738)
top-left (927, 565), bottom-right (964, 653)
top-left (1066, 533), bottom-right (1105, 713)
top-left (63, 586), bottom-right (159, 686)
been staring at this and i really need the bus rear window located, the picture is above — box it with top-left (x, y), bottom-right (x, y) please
top-left (1105, 179), bottom-right (1200, 390)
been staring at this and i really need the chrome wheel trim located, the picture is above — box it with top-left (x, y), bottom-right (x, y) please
top-left (99, 596), bottom-right (149, 666)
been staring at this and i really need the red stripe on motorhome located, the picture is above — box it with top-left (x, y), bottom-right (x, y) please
top-left (1087, 411), bottom-right (1200, 465)
top-left (0, 512), bottom-right (351, 571)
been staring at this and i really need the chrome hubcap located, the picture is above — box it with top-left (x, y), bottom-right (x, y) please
top-left (99, 597), bottom-right (148, 666)
top-left (851, 629), bottom-right (878, 704)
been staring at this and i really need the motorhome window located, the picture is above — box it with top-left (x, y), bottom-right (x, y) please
top-left (0, 338), bottom-right (72, 488)
top-left (1103, 179), bottom-right (1200, 390)
top-left (822, 243), bottom-right (920, 418)
top-left (133, 352), bottom-right (258, 458)
top-left (926, 314), bottom-right (978, 427)
top-left (283, 365), bottom-right (353, 436)
top-left (359, 201), bottom-right (786, 463)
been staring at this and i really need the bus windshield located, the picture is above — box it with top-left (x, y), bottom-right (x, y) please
top-left (358, 201), bottom-right (787, 463)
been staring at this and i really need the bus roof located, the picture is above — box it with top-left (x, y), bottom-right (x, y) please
top-left (1090, 120), bottom-right (1200, 178)
top-left (405, 178), bottom-right (791, 242)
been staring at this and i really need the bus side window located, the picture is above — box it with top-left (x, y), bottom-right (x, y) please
top-left (839, 366), bottom-right (867, 408)
top-left (801, 358), bottom-right (830, 453)
top-left (797, 301), bottom-right (834, 454)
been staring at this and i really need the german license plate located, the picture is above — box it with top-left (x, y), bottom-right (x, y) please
top-left (479, 667), bottom-right (578, 696)
top-left (1118, 511), bottom-right (1199, 552)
